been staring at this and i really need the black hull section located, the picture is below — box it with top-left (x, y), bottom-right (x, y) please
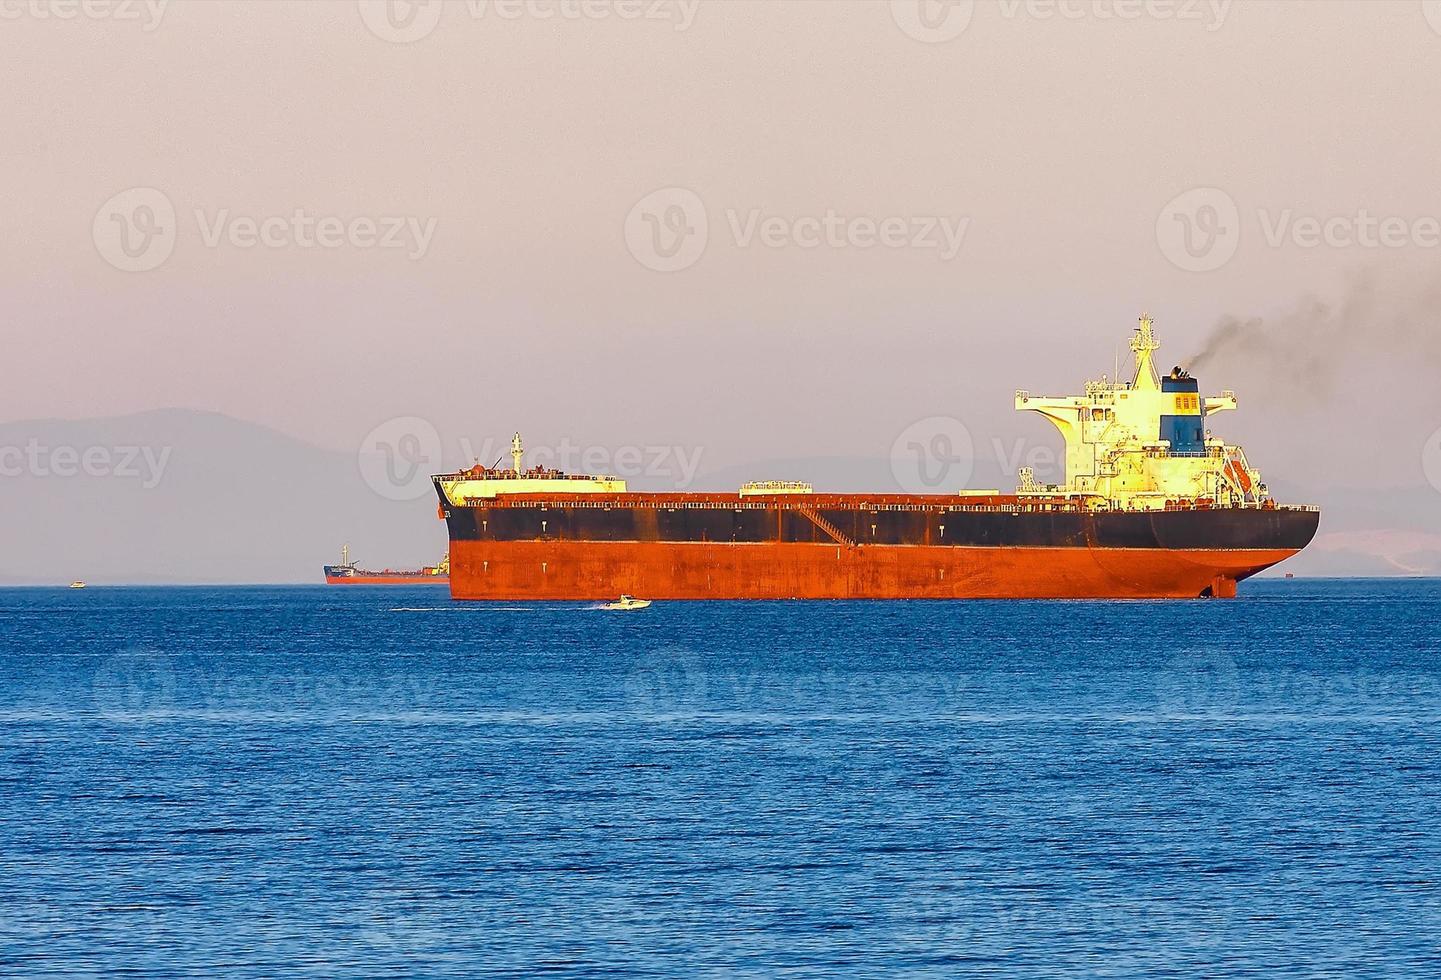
top-left (443, 501), bottom-right (1320, 552)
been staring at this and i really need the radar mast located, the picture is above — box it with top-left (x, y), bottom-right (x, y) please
top-left (1131, 313), bottom-right (1160, 391)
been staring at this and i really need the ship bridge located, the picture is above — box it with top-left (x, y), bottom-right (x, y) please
top-left (1015, 315), bottom-right (1258, 511)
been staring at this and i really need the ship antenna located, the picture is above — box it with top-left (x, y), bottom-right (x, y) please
top-left (342, 543), bottom-right (349, 567)
top-left (511, 432), bottom-right (524, 475)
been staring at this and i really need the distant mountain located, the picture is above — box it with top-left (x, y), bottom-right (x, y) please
top-left (1, 409), bottom-right (1435, 583)
top-left (0, 410), bottom-right (447, 585)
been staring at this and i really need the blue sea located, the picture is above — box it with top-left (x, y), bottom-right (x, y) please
top-left (2, 580), bottom-right (1438, 977)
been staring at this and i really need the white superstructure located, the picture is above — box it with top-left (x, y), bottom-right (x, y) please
top-left (435, 433), bottom-right (628, 505)
top-left (1015, 316), bottom-right (1265, 511)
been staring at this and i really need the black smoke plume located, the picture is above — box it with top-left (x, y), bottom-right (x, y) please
top-left (1182, 268), bottom-right (1441, 396)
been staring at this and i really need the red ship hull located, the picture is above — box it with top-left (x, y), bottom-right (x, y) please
top-left (436, 490), bottom-right (1318, 600)
top-left (447, 539), bottom-right (1302, 600)
top-left (324, 573), bottom-right (449, 585)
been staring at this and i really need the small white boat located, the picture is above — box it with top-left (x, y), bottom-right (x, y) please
top-left (69, 581), bottom-right (87, 590)
top-left (600, 595), bottom-right (651, 610)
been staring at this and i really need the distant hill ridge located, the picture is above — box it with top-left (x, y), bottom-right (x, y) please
top-left (0, 409), bottom-right (1434, 584)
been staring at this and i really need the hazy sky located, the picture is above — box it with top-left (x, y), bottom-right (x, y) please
top-left (5, 0), bottom-right (1441, 496)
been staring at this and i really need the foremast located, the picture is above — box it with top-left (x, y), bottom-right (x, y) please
top-left (433, 432), bottom-right (628, 506)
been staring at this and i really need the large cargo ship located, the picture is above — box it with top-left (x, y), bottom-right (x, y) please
top-left (432, 318), bottom-right (1318, 600)
top-left (323, 545), bottom-right (449, 585)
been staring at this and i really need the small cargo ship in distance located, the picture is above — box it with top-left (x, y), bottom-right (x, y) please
top-left (431, 317), bottom-right (1319, 600)
top-left (323, 544), bottom-right (449, 585)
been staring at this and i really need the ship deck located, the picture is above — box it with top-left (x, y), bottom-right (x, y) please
top-left (446, 490), bottom-right (1316, 514)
